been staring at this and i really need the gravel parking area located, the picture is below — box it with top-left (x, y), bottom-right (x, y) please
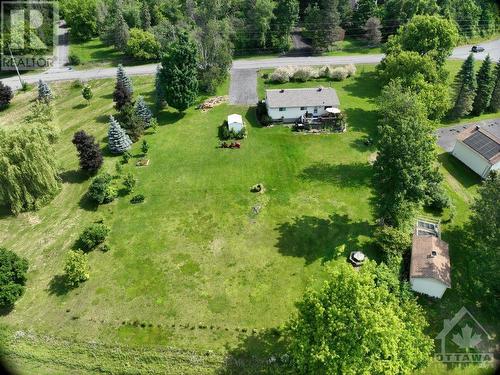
top-left (436, 118), bottom-right (500, 152)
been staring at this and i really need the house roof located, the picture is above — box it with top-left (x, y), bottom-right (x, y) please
top-left (410, 235), bottom-right (451, 287)
top-left (228, 114), bottom-right (243, 124)
top-left (265, 87), bottom-right (340, 108)
top-left (456, 125), bottom-right (500, 164)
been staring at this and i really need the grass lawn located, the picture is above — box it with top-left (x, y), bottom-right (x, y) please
top-left (0, 61), bottom-right (497, 373)
top-left (324, 38), bottom-right (383, 56)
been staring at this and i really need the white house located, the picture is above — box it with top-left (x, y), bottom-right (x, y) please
top-left (451, 125), bottom-right (500, 178)
top-left (265, 87), bottom-right (340, 123)
top-left (227, 114), bottom-right (244, 133)
top-left (409, 220), bottom-right (451, 299)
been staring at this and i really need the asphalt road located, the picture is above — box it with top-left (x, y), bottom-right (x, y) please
top-left (450, 38), bottom-right (500, 62)
top-left (436, 118), bottom-right (500, 152)
top-left (229, 68), bottom-right (258, 105)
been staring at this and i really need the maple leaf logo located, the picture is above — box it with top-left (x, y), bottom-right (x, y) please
top-left (451, 324), bottom-right (482, 351)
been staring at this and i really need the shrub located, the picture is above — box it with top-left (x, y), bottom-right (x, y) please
top-left (269, 66), bottom-right (295, 83)
top-left (121, 151), bottom-right (132, 164)
top-left (82, 85), bottom-right (93, 103)
top-left (64, 250), bottom-right (89, 287)
top-left (293, 67), bottom-right (313, 82)
top-left (87, 173), bottom-right (117, 204)
top-left (37, 80), bottom-right (53, 103)
top-left (0, 248), bottom-right (28, 309)
top-left (373, 226), bottom-right (411, 262)
top-left (141, 140), bottom-right (149, 155)
top-left (130, 194), bottom-right (145, 204)
top-left (256, 101), bottom-right (271, 126)
top-left (317, 66), bottom-right (330, 78)
top-left (329, 67), bottom-right (349, 81)
top-left (219, 121), bottom-right (231, 140)
top-left (0, 82), bottom-right (13, 109)
top-left (122, 173), bottom-right (137, 194)
top-left (20, 81), bottom-right (29, 91)
top-left (68, 53), bottom-right (81, 66)
top-left (425, 186), bottom-right (450, 212)
top-left (344, 64), bottom-right (356, 77)
top-left (99, 243), bottom-right (110, 252)
top-left (77, 223), bottom-right (110, 251)
top-left (71, 79), bottom-right (84, 89)
top-left (24, 101), bottom-right (54, 125)
top-left (126, 28), bottom-right (160, 60)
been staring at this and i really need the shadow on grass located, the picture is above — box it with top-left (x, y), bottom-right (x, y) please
top-left (344, 107), bottom-right (378, 134)
top-left (100, 93), bottom-right (114, 100)
top-left (244, 107), bottom-right (262, 129)
top-left (0, 205), bottom-right (12, 219)
top-left (156, 110), bottom-right (185, 125)
top-left (47, 275), bottom-right (75, 296)
top-left (217, 329), bottom-right (292, 375)
top-left (342, 71), bottom-right (380, 100)
top-left (96, 114), bottom-right (110, 124)
top-left (438, 152), bottom-right (481, 189)
top-left (275, 213), bottom-right (373, 264)
top-left (60, 169), bottom-right (89, 184)
top-left (72, 103), bottom-right (87, 110)
top-left (0, 305), bottom-right (14, 316)
top-left (78, 194), bottom-right (98, 212)
top-left (299, 162), bottom-right (372, 187)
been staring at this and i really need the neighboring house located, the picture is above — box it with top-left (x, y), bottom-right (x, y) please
top-left (265, 87), bottom-right (340, 123)
top-left (409, 219), bottom-right (451, 299)
top-left (227, 114), bottom-right (244, 133)
top-left (451, 125), bottom-right (500, 178)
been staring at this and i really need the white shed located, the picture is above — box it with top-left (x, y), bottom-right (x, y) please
top-left (451, 125), bottom-right (500, 178)
top-left (409, 221), bottom-right (451, 299)
top-left (227, 114), bottom-right (244, 133)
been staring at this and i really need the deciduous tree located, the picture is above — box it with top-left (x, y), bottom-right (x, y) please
top-left (287, 261), bottom-right (433, 374)
top-left (0, 248), bottom-right (28, 309)
top-left (270, 0), bottom-right (299, 51)
top-left (64, 250), bottom-right (89, 287)
top-left (126, 28), bottom-right (160, 60)
top-left (72, 130), bottom-right (103, 174)
top-left (81, 84), bottom-right (93, 104)
top-left (61, 0), bottom-right (98, 41)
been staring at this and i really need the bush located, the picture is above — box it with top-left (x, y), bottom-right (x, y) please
top-left (87, 173), bottom-right (117, 204)
top-left (64, 250), bottom-right (89, 287)
top-left (317, 66), bottom-right (330, 78)
top-left (269, 66), bottom-right (295, 83)
top-left (123, 173), bottom-right (137, 194)
top-left (373, 226), bottom-right (412, 262)
top-left (425, 186), bottom-right (450, 212)
top-left (256, 101), bottom-right (272, 126)
top-left (293, 67), bottom-right (313, 82)
top-left (329, 66), bottom-right (349, 81)
top-left (130, 194), bottom-right (145, 204)
top-left (121, 151), bottom-right (132, 164)
top-left (0, 248), bottom-right (28, 309)
top-left (99, 243), bottom-right (110, 252)
top-left (68, 53), bottom-right (81, 66)
top-left (219, 121), bottom-right (231, 140)
top-left (344, 64), bottom-right (356, 77)
top-left (77, 223), bottom-right (110, 251)
top-left (0, 82), bottom-right (13, 109)
top-left (126, 28), bottom-right (160, 60)
top-left (24, 101), bottom-right (54, 125)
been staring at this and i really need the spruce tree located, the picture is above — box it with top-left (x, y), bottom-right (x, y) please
top-left (37, 80), bottom-right (53, 103)
top-left (472, 55), bottom-right (494, 116)
top-left (113, 80), bottom-right (132, 110)
top-left (0, 81), bottom-right (13, 109)
top-left (108, 115), bottom-right (132, 154)
top-left (72, 130), bottom-right (103, 174)
top-left (135, 96), bottom-right (153, 127)
top-left (158, 32), bottom-right (198, 112)
top-left (117, 103), bottom-right (145, 141)
top-left (114, 11), bottom-right (130, 50)
top-left (154, 65), bottom-right (165, 109)
top-left (116, 64), bottom-right (133, 94)
top-left (451, 54), bottom-right (476, 119)
top-left (141, 2), bottom-right (151, 30)
top-left (488, 59), bottom-right (500, 112)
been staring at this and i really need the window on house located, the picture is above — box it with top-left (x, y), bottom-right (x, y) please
top-left (279, 107), bottom-right (286, 112)
top-left (313, 107), bottom-right (318, 114)
top-left (300, 107), bottom-right (306, 110)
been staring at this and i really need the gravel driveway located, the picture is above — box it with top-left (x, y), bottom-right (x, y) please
top-left (229, 69), bottom-right (258, 105)
top-left (436, 118), bottom-right (500, 152)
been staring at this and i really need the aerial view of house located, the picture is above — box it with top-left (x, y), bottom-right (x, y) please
top-left (0, 0), bottom-right (499, 374)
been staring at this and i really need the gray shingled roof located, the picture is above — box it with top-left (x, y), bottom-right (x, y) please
top-left (266, 87), bottom-right (340, 108)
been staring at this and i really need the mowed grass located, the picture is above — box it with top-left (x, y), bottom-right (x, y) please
top-left (0, 72), bottom-right (375, 357)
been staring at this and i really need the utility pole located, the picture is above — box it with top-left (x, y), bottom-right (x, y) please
top-left (8, 46), bottom-right (24, 87)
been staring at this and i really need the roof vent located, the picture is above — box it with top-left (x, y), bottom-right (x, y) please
top-left (430, 250), bottom-right (437, 257)
top-left (476, 125), bottom-right (480, 130)
top-left (280, 89), bottom-right (285, 93)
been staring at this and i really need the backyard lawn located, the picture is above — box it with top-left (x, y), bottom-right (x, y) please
top-left (0, 62), bottom-right (497, 373)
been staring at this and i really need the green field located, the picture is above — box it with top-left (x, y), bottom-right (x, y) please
top-left (0, 62), bottom-right (497, 373)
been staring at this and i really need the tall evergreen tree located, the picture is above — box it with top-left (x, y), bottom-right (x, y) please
top-left (158, 33), bottom-right (198, 112)
top-left (117, 103), bottom-right (145, 141)
top-left (116, 64), bottom-right (133, 94)
top-left (114, 11), bottom-right (130, 50)
top-left (140, 1), bottom-right (151, 30)
top-left (374, 81), bottom-right (438, 227)
top-left (352, 0), bottom-right (378, 32)
top-left (72, 130), bottom-right (103, 174)
top-left (488, 59), bottom-right (500, 112)
top-left (304, 1), bottom-right (343, 52)
top-left (472, 55), bottom-right (494, 116)
top-left (154, 65), bottom-right (165, 109)
top-left (37, 80), bottom-right (53, 103)
top-left (135, 96), bottom-right (153, 127)
top-left (451, 54), bottom-right (476, 119)
top-left (108, 116), bottom-right (132, 154)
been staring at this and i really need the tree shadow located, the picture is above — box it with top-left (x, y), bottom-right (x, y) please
top-left (100, 93), bottom-right (114, 100)
top-left (96, 114), bottom-right (109, 124)
top-left (59, 169), bottom-right (89, 184)
top-left (217, 329), bottom-right (292, 375)
top-left (299, 162), bottom-right (372, 187)
top-left (349, 137), bottom-right (376, 153)
top-left (437, 152), bottom-right (481, 189)
top-left (72, 103), bottom-right (86, 110)
top-left (0, 205), bottom-right (12, 219)
top-left (0, 305), bottom-right (14, 316)
top-left (344, 107), bottom-right (378, 135)
top-left (156, 110), bottom-right (185, 126)
top-left (47, 274), bottom-right (75, 296)
top-left (275, 213), bottom-right (373, 264)
top-left (342, 71), bottom-right (380, 100)
top-left (78, 193), bottom-right (98, 212)
top-left (244, 107), bottom-right (262, 129)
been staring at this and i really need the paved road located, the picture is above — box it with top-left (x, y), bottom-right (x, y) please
top-left (48, 21), bottom-right (70, 71)
top-left (450, 39), bottom-right (500, 62)
top-left (436, 118), bottom-right (500, 152)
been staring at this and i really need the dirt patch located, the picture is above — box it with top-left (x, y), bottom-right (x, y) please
top-left (22, 213), bottom-right (41, 225)
top-left (197, 96), bottom-right (228, 111)
top-left (368, 152), bottom-right (378, 164)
